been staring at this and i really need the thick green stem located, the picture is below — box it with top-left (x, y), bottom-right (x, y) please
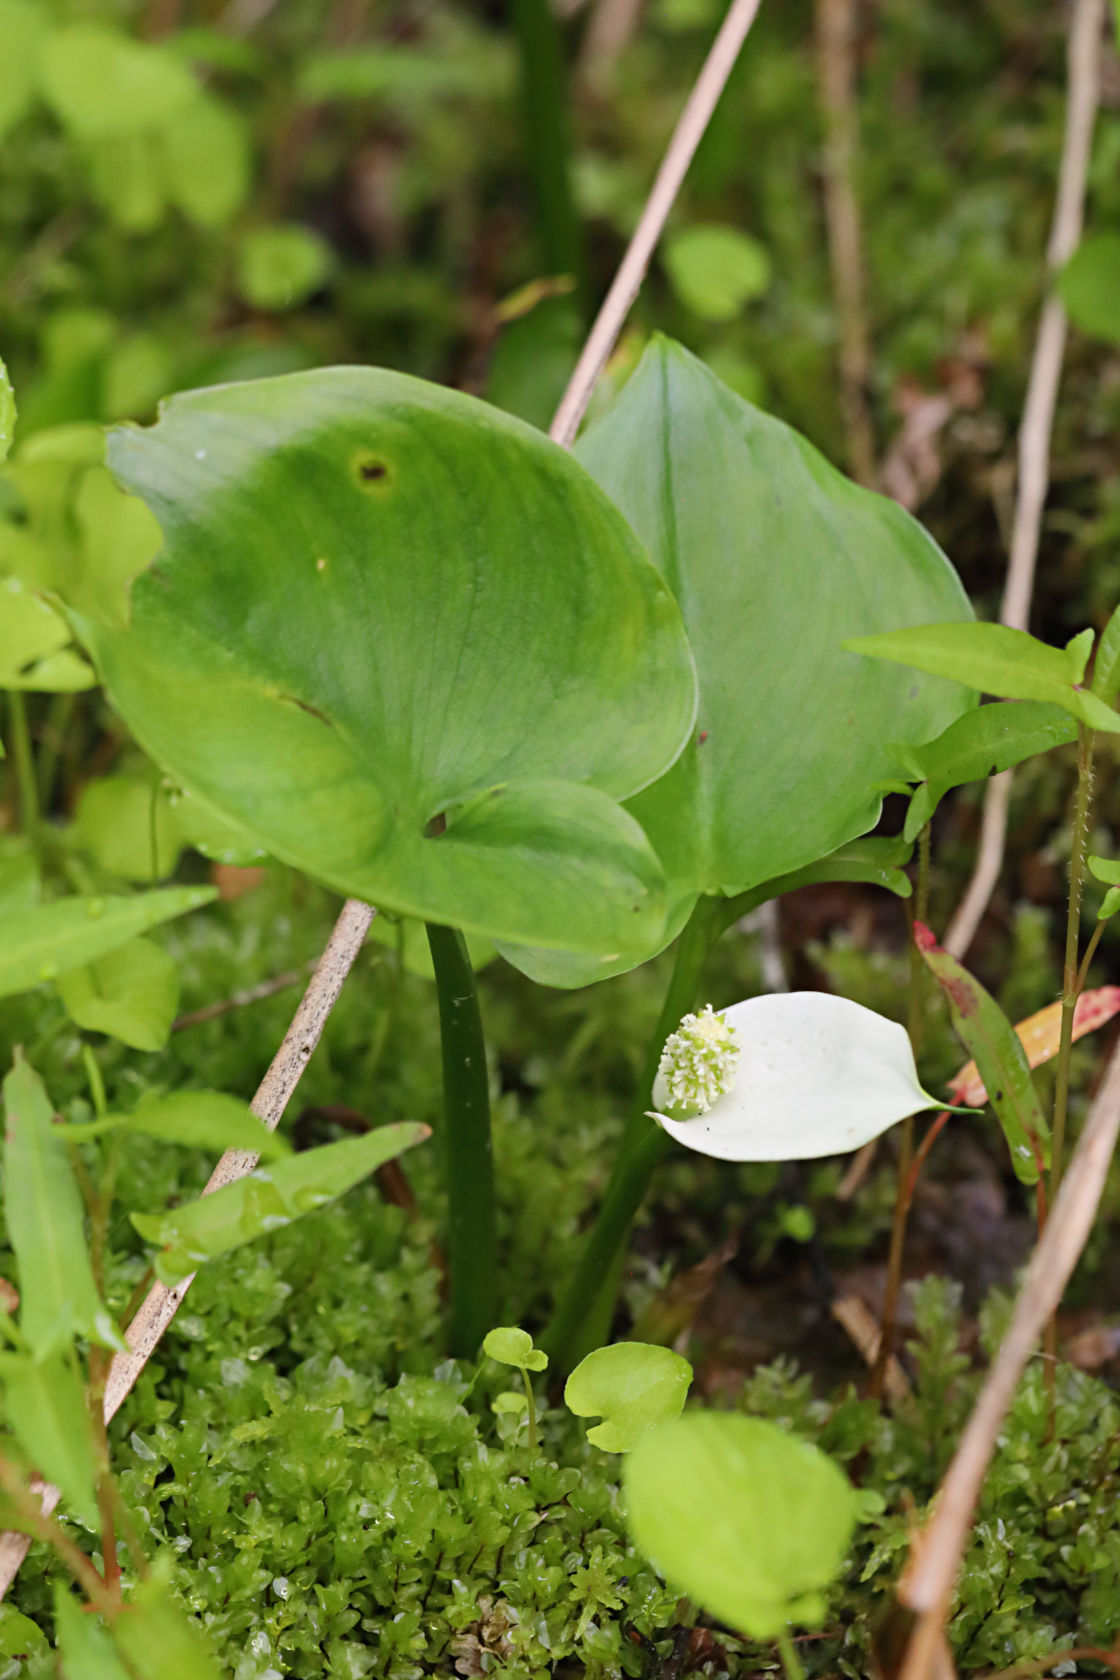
top-left (508, 0), bottom-right (584, 299)
top-left (544, 896), bottom-right (722, 1367)
top-left (6, 690), bottom-right (38, 835)
top-left (1051, 725), bottom-right (1096, 1203)
top-left (425, 923), bottom-right (496, 1357)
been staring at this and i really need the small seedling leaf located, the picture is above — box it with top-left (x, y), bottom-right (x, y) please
top-left (845, 622), bottom-right (1120, 734)
top-left (914, 923), bottom-right (1049, 1182)
top-left (482, 1326), bottom-right (548, 1372)
top-left (564, 1342), bottom-right (692, 1452)
top-left (131, 1122), bottom-right (428, 1285)
top-left (491, 1391), bottom-right (528, 1415)
top-left (623, 1413), bottom-right (858, 1638)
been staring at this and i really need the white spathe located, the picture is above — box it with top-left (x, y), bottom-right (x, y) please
top-left (650, 992), bottom-right (939, 1161)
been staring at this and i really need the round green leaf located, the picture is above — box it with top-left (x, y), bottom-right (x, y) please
top-left (482, 1326), bottom-right (548, 1371)
top-left (564, 1342), bottom-right (692, 1451)
top-left (491, 1390), bottom-right (528, 1415)
top-left (236, 225), bottom-right (334, 311)
top-left (663, 225), bottom-right (771, 321)
top-left (162, 95), bottom-right (251, 228)
top-left (503, 339), bottom-right (973, 983)
top-left (623, 1413), bottom-right (858, 1638)
top-left (58, 936), bottom-right (179, 1051)
top-left (76, 368), bottom-right (696, 955)
top-left (40, 25), bottom-right (198, 140)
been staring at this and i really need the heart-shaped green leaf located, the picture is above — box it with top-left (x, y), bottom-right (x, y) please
top-left (564, 1342), bottom-right (692, 1451)
top-left (623, 1413), bottom-right (858, 1638)
top-left (57, 936), bottom-right (179, 1050)
top-left (502, 338), bottom-right (973, 982)
top-left (76, 368), bottom-right (697, 956)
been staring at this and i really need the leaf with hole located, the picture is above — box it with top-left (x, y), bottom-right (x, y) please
top-left (131, 1121), bottom-right (429, 1285)
top-left (1, 1055), bottom-right (125, 1356)
top-left (914, 922), bottom-right (1049, 1183)
top-left (501, 338), bottom-right (973, 984)
top-left (565, 1342), bottom-right (692, 1451)
top-left (74, 367), bottom-right (696, 956)
top-left (845, 622), bottom-right (1120, 734)
top-left (623, 1413), bottom-right (859, 1638)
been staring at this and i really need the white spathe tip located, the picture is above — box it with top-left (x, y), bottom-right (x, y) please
top-left (650, 992), bottom-right (939, 1162)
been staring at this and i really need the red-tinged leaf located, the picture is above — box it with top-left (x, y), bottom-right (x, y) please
top-left (947, 986), bottom-right (1120, 1106)
top-left (914, 922), bottom-right (1049, 1184)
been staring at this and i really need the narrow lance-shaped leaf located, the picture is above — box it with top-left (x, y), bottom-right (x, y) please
top-left (0, 884), bottom-right (215, 999)
top-left (2, 1055), bottom-right (126, 1356)
top-left (132, 1121), bottom-right (429, 1285)
top-left (564, 1343), bottom-right (692, 1452)
top-left (845, 622), bottom-right (1120, 735)
top-left (1091, 604), bottom-right (1120, 707)
top-left (61, 1090), bottom-right (291, 1159)
top-left (947, 987), bottom-right (1120, 1106)
top-left (110, 1574), bottom-right (223, 1680)
top-left (914, 922), bottom-right (1050, 1183)
top-left (890, 701), bottom-right (1078, 841)
top-left (623, 1414), bottom-right (859, 1638)
top-left (54, 1589), bottom-right (131, 1680)
top-left (0, 1352), bottom-right (99, 1528)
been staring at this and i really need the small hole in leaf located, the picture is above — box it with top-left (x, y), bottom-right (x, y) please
top-left (357, 459), bottom-right (388, 483)
top-left (425, 812), bottom-right (447, 838)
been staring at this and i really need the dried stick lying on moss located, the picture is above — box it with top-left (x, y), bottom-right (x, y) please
top-left (0, 898), bottom-right (375, 1600)
top-left (944, 0), bottom-right (1105, 962)
top-left (896, 1034), bottom-right (1120, 1680)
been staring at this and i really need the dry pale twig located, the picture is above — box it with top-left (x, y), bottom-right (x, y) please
top-left (0, 899), bottom-right (376, 1599)
top-left (171, 962), bottom-right (314, 1032)
top-left (549, 0), bottom-right (765, 448)
top-left (896, 1035), bottom-right (1120, 1680)
top-left (814, 0), bottom-right (875, 486)
top-left (944, 0), bottom-right (1104, 962)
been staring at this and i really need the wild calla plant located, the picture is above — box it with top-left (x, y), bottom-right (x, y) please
top-left (70, 365), bottom-right (698, 959)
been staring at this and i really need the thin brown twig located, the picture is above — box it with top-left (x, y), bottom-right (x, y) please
top-left (549, 0), bottom-right (765, 448)
top-left (171, 963), bottom-right (314, 1032)
top-left (896, 1034), bottom-right (1120, 1679)
top-left (0, 899), bottom-right (376, 1600)
top-left (944, 0), bottom-right (1104, 962)
top-left (814, 0), bottom-right (875, 485)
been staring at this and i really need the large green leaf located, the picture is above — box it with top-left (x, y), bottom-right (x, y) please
top-left (75, 369), bottom-right (697, 956)
top-left (502, 340), bottom-right (970, 983)
top-left (0, 884), bottom-right (215, 999)
top-left (1, 1056), bottom-right (125, 1357)
top-left (0, 1352), bottom-right (99, 1528)
top-left (563, 338), bottom-right (972, 939)
top-left (131, 1120), bottom-right (429, 1284)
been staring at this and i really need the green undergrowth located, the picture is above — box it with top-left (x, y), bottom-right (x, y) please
top-left (4, 877), bottom-right (1120, 1674)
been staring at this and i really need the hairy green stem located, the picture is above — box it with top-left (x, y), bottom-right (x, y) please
top-left (425, 923), bottom-right (497, 1357)
top-left (544, 896), bottom-right (722, 1367)
top-left (5, 690), bottom-right (38, 836)
top-left (1052, 724), bottom-right (1095, 1203)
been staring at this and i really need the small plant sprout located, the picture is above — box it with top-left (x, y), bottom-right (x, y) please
top-left (649, 992), bottom-right (942, 1161)
top-left (564, 1342), bottom-right (692, 1451)
top-left (483, 1327), bottom-right (548, 1454)
top-left (622, 1413), bottom-right (860, 1680)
